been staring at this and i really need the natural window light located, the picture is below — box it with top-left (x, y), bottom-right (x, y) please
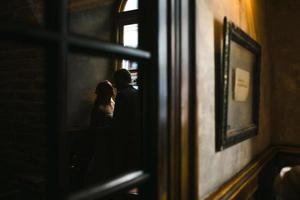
top-left (123, 0), bottom-right (138, 11)
top-left (123, 24), bottom-right (138, 48)
top-left (122, 23), bottom-right (138, 72)
top-left (122, 23), bottom-right (138, 84)
top-left (119, 0), bottom-right (139, 88)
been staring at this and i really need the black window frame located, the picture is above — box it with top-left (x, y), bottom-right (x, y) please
top-left (0, 0), bottom-right (196, 199)
top-left (0, 0), bottom-right (163, 199)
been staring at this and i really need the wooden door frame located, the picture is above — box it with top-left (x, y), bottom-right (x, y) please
top-left (167, 0), bottom-right (196, 199)
top-left (141, 0), bottom-right (197, 199)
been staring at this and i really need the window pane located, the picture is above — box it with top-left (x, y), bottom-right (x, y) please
top-left (67, 53), bottom-right (143, 193)
top-left (121, 60), bottom-right (138, 89)
top-left (103, 187), bottom-right (141, 200)
top-left (68, 0), bottom-right (118, 40)
top-left (123, 0), bottom-right (138, 11)
top-left (0, 0), bottom-right (44, 27)
top-left (68, 0), bottom-right (140, 43)
top-left (0, 40), bottom-right (48, 199)
top-left (122, 60), bottom-right (138, 71)
top-left (123, 24), bottom-right (139, 48)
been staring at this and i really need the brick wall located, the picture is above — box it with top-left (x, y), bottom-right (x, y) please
top-left (0, 1), bottom-right (47, 182)
top-left (0, 0), bottom-right (117, 184)
top-left (0, 0), bottom-right (43, 26)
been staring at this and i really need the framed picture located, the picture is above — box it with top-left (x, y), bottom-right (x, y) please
top-left (216, 17), bottom-right (261, 151)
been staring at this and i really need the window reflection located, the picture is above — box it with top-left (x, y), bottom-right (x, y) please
top-left (0, 0), bottom-right (44, 27)
top-left (67, 0), bottom-right (142, 195)
top-left (68, 0), bottom-right (139, 42)
top-left (67, 55), bottom-right (142, 193)
top-left (103, 187), bottom-right (140, 200)
top-left (69, 0), bottom-right (119, 41)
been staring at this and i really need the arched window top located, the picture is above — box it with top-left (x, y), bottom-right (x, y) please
top-left (120, 0), bottom-right (138, 12)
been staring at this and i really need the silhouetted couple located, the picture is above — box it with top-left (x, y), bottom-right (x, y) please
top-left (86, 69), bottom-right (140, 185)
top-left (90, 80), bottom-right (115, 128)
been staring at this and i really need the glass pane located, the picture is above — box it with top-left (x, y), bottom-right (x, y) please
top-left (67, 53), bottom-right (143, 192)
top-left (68, 0), bottom-right (139, 44)
top-left (123, 0), bottom-right (138, 12)
top-left (122, 60), bottom-right (138, 70)
top-left (69, 0), bottom-right (115, 40)
top-left (121, 60), bottom-right (138, 89)
top-left (106, 187), bottom-right (141, 200)
top-left (123, 24), bottom-right (139, 48)
top-left (0, 40), bottom-right (47, 199)
top-left (0, 0), bottom-right (44, 27)
top-left (121, 23), bottom-right (139, 88)
top-left (226, 41), bottom-right (254, 137)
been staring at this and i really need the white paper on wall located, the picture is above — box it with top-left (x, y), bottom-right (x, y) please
top-left (234, 68), bottom-right (250, 102)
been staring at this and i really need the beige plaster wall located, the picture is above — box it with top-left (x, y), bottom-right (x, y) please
top-left (267, 0), bottom-right (300, 145)
top-left (196, 0), bottom-right (271, 199)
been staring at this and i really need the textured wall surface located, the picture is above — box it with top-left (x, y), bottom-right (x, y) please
top-left (0, 1), bottom-right (47, 182)
top-left (0, 41), bottom-right (47, 177)
top-left (195, 0), bottom-right (271, 199)
top-left (68, 0), bottom-right (117, 128)
top-left (267, 0), bottom-right (300, 145)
